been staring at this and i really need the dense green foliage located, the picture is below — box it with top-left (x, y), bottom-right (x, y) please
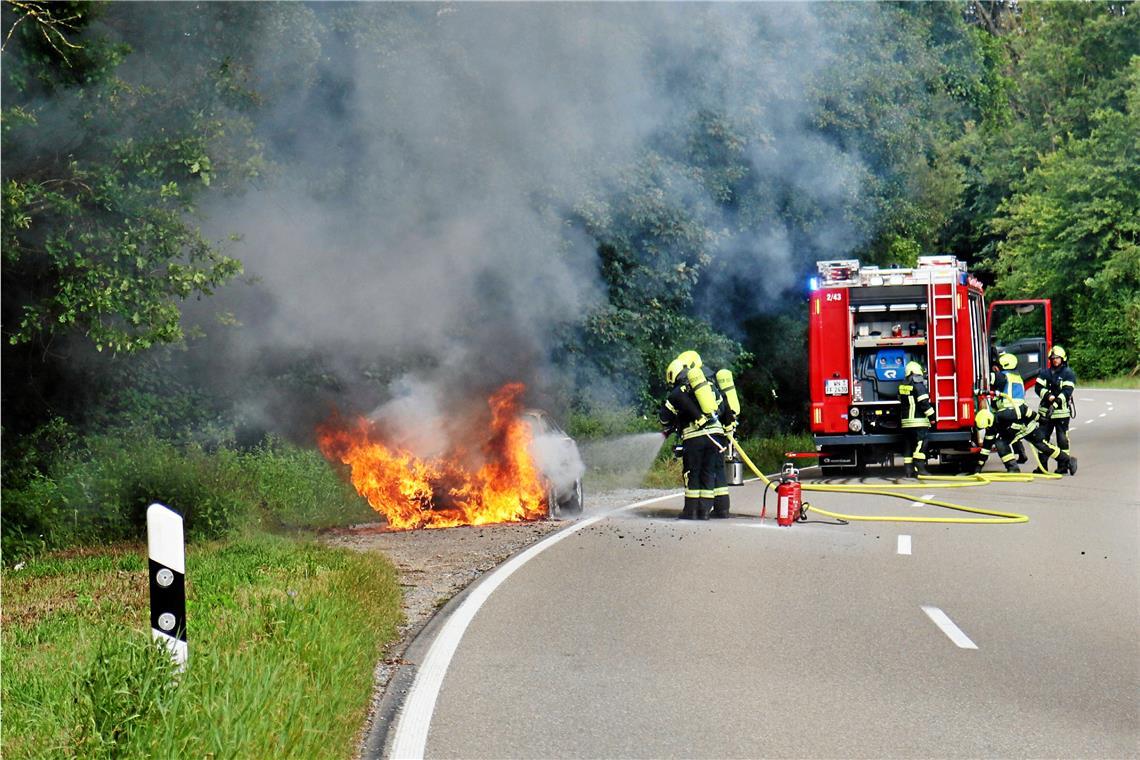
top-left (955, 3), bottom-right (1140, 377)
top-left (1, 2), bottom-right (262, 354)
top-left (2, 537), bottom-right (402, 758)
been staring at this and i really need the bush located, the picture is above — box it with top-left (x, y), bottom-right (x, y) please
top-left (1, 433), bottom-right (373, 565)
top-left (566, 406), bottom-right (659, 440)
top-left (243, 437), bottom-right (375, 530)
top-left (641, 432), bottom-right (816, 489)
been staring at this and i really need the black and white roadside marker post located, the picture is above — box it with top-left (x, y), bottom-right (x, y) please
top-left (147, 502), bottom-right (188, 670)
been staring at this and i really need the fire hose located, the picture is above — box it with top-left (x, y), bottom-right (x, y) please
top-left (725, 432), bottom-right (1060, 525)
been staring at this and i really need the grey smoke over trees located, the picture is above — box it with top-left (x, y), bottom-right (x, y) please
top-left (3, 1), bottom-right (1015, 441)
top-left (191, 2), bottom-right (983, 430)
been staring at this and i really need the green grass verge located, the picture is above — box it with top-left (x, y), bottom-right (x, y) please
top-left (2, 535), bottom-right (402, 759)
top-left (641, 432), bottom-right (815, 489)
top-left (1079, 375), bottom-right (1140, 389)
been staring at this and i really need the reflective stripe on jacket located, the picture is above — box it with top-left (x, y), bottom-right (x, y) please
top-left (1037, 365), bottom-right (1076, 419)
top-left (899, 379), bottom-right (934, 429)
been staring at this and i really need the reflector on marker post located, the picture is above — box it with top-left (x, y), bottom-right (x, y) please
top-left (147, 502), bottom-right (187, 669)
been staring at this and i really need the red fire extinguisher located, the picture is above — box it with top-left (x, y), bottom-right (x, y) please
top-left (775, 463), bottom-right (802, 527)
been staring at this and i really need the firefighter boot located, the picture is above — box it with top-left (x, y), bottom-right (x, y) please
top-left (916, 459), bottom-right (930, 476)
top-left (1060, 454), bottom-right (1078, 476)
top-left (904, 462), bottom-right (917, 478)
top-left (1015, 441), bottom-right (1028, 464)
top-left (1004, 461), bottom-right (1020, 473)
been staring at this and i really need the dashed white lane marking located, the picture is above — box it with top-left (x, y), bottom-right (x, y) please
top-left (1085, 419), bottom-right (1095, 424)
top-left (922, 605), bottom-right (978, 649)
top-left (898, 535), bottom-right (912, 555)
top-left (1099, 412), bottom-right (1107, 417)
top-left (388, 491), bottom-right (681, 759)
top-left (909, 493), bottom-right (934, 507)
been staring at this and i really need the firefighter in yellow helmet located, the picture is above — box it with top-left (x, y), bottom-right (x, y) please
top-left (992, 352), bottom-right (1029, 465)
top-left (899, 360), bottom-right (934, 477)
top-left (673, 350), bottom-right (742, 517)
top-left (971, 407), bottom-right (997, 473)
top-left (659, 351), bottom-right (724, 519)
top-left (676, 350), bottom-right (702, 370)
top-left (1036, 345), bottom-right (1077, 470)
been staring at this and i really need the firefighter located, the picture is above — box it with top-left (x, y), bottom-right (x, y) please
top-left (989, 353), bottom-right (1025, 471)
top-left (999, 404), bottom-right (1077, 475)
top-left (899, 360), bottom-right (934, 477)
top-left (672, 351), bottom-right (738, 518)
top-left (659, 353), bottom-right (724, 519)
top-left (992, 352), bottom-right (1029, 464)
top-left (1036, 345), bottom-right (1076, 470)
top-left (971, 407), bottom-right (997, 473)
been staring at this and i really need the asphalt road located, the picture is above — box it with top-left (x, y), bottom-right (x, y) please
top-left (387, 389), bottom-right (1139, 759)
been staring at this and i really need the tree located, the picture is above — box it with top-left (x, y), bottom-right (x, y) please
top-left (991, 58), bottom-right (1140, 377)
top-left (1, 1), bottom-right (267, 357)
top-left (947, 2), bottom-right (1140, 266)
top-left (1, 1), bottom-right (277, 432)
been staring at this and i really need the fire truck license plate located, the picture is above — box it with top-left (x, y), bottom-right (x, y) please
top-left (825, 379), bottom-right (849, 396)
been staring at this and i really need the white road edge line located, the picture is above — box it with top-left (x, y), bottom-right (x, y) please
top-left (921, 605), bottom-right (978, 649)
top-left (898, 535), bottom-right (912, 555)
top-left (388, 490), bottom-right (682, 760)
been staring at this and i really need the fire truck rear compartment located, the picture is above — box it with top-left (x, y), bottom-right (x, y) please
top-left (810, 257), bottom-right (993, 476)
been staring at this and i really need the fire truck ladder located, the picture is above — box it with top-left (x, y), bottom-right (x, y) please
top-left (929, 277), bottom-right (958, 423)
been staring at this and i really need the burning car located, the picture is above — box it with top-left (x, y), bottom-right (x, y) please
top-left (523, 409), bottom-right (585, 518)
top-left (317, 383), bottom-right (583, 529)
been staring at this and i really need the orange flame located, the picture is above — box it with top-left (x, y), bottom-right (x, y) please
top-left (317, 382), bottom-right (548, 530)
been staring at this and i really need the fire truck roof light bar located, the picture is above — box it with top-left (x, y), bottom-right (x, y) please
top-left (816, 257), bottom-right (974, 290)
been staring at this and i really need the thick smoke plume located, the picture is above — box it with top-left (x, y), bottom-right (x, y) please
top-left (159, 4), bottom-right (889, 442)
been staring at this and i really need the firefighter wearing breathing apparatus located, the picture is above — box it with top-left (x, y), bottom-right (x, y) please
top-left (679, 351), bottom-right (741, 517)
top-left (991, 351), bottom-right (1029, 464)
top-left (1036, 345), bottom-right (1077, 469)
top-left (659, 352), bottom-right (728, 520)
top-left (990, 352), bottom-right (1026, 471)
top-left (899, 361), bottom-right (934, 477)
top-left (989, 353), bottom-right (1077, 475)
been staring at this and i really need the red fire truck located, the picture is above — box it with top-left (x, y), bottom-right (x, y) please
top-left (808, 256), bottom-right (999, 475)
